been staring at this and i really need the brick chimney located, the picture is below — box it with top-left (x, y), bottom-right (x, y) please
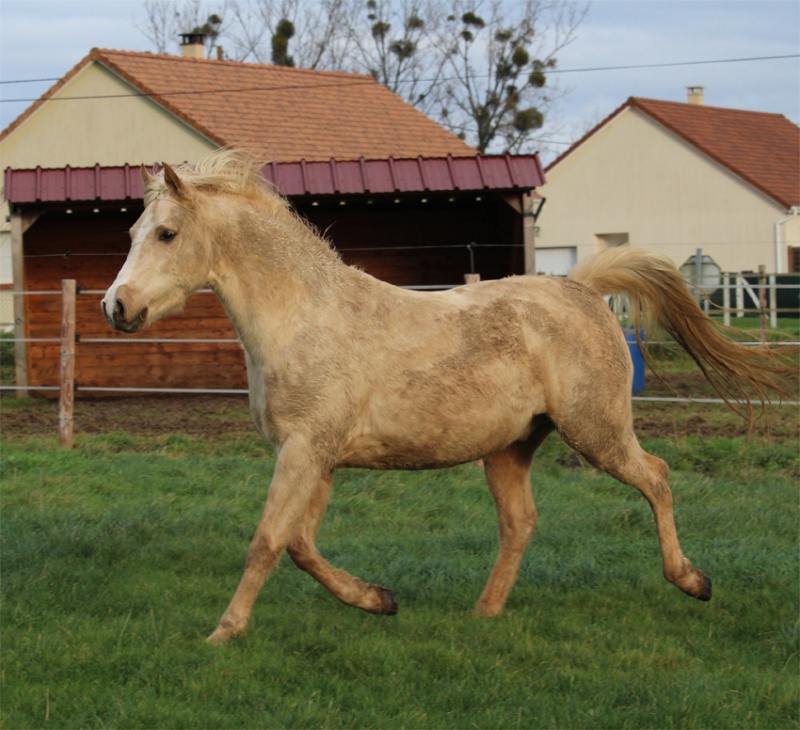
top-left (180, 32), bottom-right (206, 59)
top-left (687, 86), bottom-right (705, 105)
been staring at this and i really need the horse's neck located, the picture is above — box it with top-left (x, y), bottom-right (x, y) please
top-left (208, 220), bottom-right (343, 359)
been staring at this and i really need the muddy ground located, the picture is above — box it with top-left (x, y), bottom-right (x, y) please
top-left (2, 370), bottom-right (797, 444)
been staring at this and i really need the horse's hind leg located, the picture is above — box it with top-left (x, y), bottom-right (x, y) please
top-left (287, 473), bottom-right (398, 615)
top-left (475, 419), bottom-right (554, 616)
top-left (559, 418), bottom-right (711, 602)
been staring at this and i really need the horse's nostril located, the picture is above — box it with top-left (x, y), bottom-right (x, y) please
top-left (114, 299), bottom-right (125, 322)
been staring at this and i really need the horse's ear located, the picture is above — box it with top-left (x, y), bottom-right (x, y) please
top-left (140, 163), bottom-right (155, 192)
top-left (162, 163), bottom-right (188, 199)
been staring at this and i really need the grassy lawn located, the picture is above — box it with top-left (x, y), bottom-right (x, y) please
top-left (1, 318), bottom-right (797, 728)
top-left (1, 425), bottom-right (798, 729)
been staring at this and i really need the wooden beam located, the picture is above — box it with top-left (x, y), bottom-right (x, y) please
top-left (500, 193), bottom-right (522, 213)
top-left (10, 209), bottom-right (42, 398)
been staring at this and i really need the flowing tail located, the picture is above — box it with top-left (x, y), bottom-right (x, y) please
top-left (569, 247), bottom-right (796, 429)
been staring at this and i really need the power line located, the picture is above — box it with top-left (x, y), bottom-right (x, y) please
top-left (0, 77), bottom-right (62, 85)
top-left (0, 78), bottom-right (377, 104)
top-left (545, 54), bottom-right (800, 74)
top-left (1, 53), bottom-right (797, 103)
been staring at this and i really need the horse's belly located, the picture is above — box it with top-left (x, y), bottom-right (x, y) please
top-left (337, 386), bottom-right (543, 470)
top-left (337, 444), bottom-right (478, 470)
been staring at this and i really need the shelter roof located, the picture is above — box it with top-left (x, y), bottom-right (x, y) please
top-left (4, 155), bottom-right (544, 204)
top-left (547, 96), bottom-right (800, 210)
top-left (1, 48), bottom-right (477, 161)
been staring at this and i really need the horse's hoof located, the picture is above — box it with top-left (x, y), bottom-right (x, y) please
top-left (474, 601), bottom-right (502, 617)
top-left (696, 573), bottom-right (712, 602)
top-left (373, 585), bottom-right (398, 615)
top-left (206, 627), bottom-right (232, 645)
top-left (206, 619), bottom-right (245, 644)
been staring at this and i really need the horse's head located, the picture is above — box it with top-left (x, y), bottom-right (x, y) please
top-left (102, 163), bottom-right (215, 333)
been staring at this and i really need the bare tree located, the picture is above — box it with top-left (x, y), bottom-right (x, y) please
top-left (342, 0), bottom-right (448, 114)
top-left (438, 0), bottom-right (587, 153)
top-left (138, 0), bottom-right (229, 55)
top-left (136, 0), bottom-right (587, 152)
top-left (223, 0), bottom-right (351, 69)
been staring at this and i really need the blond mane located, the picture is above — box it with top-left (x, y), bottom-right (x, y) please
top-left (144, 149), bottom-right (284, 209)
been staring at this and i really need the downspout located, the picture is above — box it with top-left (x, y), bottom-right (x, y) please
top-left (774, 206), bottom-right (800, 273)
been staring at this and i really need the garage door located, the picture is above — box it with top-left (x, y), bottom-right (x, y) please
top-left (534, 247), bottom-right (577, 276)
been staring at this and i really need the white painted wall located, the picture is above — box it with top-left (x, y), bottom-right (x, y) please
top-left (536, 107), bottom-right (798, 274)
top-left (1, 63), bottom-right (215, 169)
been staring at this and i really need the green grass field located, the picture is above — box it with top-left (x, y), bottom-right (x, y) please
top-left (2, 319), bottom-right (798, 728)
top-left (1, 419), bottom-right (798, 729)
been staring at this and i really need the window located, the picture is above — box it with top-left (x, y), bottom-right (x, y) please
top-left (534, 247), bottom-right (577, 276)
top-left (595, 233), bottom-right (629, 249)
top-left (789, 246), bottom-right (800, 273)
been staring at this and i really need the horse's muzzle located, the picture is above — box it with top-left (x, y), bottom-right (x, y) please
top-left (102, 285), bottom-right (148, 333)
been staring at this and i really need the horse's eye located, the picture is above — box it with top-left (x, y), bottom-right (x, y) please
top-left (158, 229), bottom-right (176, 243)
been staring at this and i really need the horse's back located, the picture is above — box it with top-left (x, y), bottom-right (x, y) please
top-left (361, 272), bottom-right (632, 400)
top-left (437, 274), bottom-right (629, 363)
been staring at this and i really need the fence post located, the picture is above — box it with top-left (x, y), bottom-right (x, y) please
top-left (758, 265), bottom-right (767, 343)
top-left (59, 279), bottom-right (76, 448)
top-left (768, 274), bottom-right (777, 329)
top-left (735, 275), bottom-right (744, 317)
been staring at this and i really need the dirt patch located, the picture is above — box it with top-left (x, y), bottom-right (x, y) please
top-left (2, 386), bottom-right (796, 445)
top-left (1, 395), bottom-right (256, 441)
top-left (632, 369), bottom-right (799, 442)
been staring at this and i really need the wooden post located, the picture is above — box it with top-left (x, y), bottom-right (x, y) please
top-left (758, 265), bottom-right (767, 344)
top-left (59, 279), bottom-right (76, 448)
top-left (11, 212), bottom-right (28, 397)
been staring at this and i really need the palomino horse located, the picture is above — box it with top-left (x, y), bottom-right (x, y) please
top-left (102, 151), bottom-right (791, 644)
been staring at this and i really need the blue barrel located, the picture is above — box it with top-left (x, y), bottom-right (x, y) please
top-left (623, 329), bottom-right (646, 394)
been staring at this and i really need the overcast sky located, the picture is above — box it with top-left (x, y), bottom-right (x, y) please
top-left (0, 0), bottom-right (798, 162)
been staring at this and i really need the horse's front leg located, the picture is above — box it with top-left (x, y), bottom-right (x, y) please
top-left (207, 439), bottom-right (323, 644)
top-left (287, 472), bottom-right (397, 614)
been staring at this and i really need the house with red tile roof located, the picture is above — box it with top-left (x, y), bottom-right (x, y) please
top-left (534, 91), bottom-right (800, 276)
top-left (0, 46), bottom-right (478, 167)
top-left (1, 42), bottom-right (545, 394)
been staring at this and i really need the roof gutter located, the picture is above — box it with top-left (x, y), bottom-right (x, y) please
top-left (774, 206), bottom-right (800, 274)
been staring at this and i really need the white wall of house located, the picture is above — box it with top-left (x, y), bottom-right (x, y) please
top-left (536, 107), bottom-right (799, 274)
top-left (1, 63), bottom-right (215, 169)
top-left (0, 61), bottom-right (217, 284)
